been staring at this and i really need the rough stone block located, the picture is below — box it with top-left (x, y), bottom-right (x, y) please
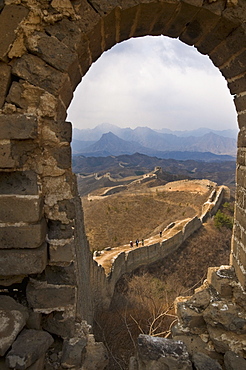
top-left (192, 352), bottom-right (222, 370)
top-left (118, 6), bottom-right (139, 42)
top-left (0, 243), bottom-right (47, 276)
top-left (27, 280), bottom-right (76, 312)
top-left (236, 166), bottom-right (246, 189)
top-left (175, 301), bottom-right (206, 333)
top-left (202, 0), bottom-right (225, 16)
top-left (76, 35), bottom-right (91, 76)
top-left (234, 243), bottom-right (246, 271)
top-left (234, 94), bottom-right (246, 113)
top-left (42, 119), bottom-right (72, 144)
top-left (207, 325), bottom-right (246, 356)
top-left (165, 2), bottom-right (199, 39)
top-left (182, 0), bottom-right (203, 5)
top-left (238, 112), bottom-right (246, 130)
top-left (203, 301), bottom-right (246, 334)
top-left (45, 263), bottom-right (76, 286)
top-left (207, 266), bottom-right (235, 298)
top-left (237, 148), bottom-right (246, 166)
top-left (228, 75), bottom-right (246, 96)
top-left (51, 145), bottom-right (71, 169)
top-left (88, 20), bottom-right (104, 63)
top-left (210, 26), bottom-right (246, 67)
top-left (172, 324), bottom-right (223, 362)
top-left (42, 311), bottom-right (75, 338)
top-left (85, 0), bottom-right (119, 15)
top-left (11, 54), bottom-right (73, 106)
top-left (6, 80), bottom-right (25, 108)
top-left (137, 334), bottom-right (192, 370)
top-left (45, 18), bottom-right (81, 51)
top-left (75, 0), bottom-right (100, 33)
top-left (61, 337), bottom-right (87, 368)
top-left (0, 195), bottom-right (43, 223)
top-left (81, 334), bottom-right (108, 370)
top-left (134, 3), bottom-right (164, 38)
top-left (231, 254), bottom-right (246, 290)
top-left (196, 18), bottom-right (238, 55)
top-left (0, 4), bottom-right (29, 61)
top-left (103, 8), bottom-right (117, 50)
top-left (180, 7), bottom-right (219, 46)
top-left (6, 329), bottom-right (54, 369)
top-left (0, 170), bottom-right (38, 195)
top-left (0, 355), bottom-right (45, 370)
top-left (0, 114), bottom-right (38, 140)
top-left (234, 204), bottom-right (246, 234)
top-left (7, 80), bottom-right (54, 116)
top-left (58, 199), bottom-right (76, 219)
top-left (185, 288), bottom-right (210, 311)
top-left (221, 49), bottom-right (246, 79)
top-left (26, 311), bottom-right (42, 330)
top-left (49, 240), bottom-right (75, 264)
top-left (27, 32), bottom-right (81, 87)
top-left (0, 62), bottom-right (11, 109)
top-left (0, 141), bottom-right (16, 168)
top-left (48, 220), bottom-right (74, 240)
top-left (0, 274), bottom-right (26, 287)
top-left (224, 350), bottom-right (246, 370)
top-left (0, 218), bottom-right (46, 249)
top-left (0, 296), bottom-right (29, 356)
top-left (0, 359), bottom-right (10, 370)
top-left (26, 355), bottom-right (45, 370)
top-left (151, 2), bottom-right (179, 36)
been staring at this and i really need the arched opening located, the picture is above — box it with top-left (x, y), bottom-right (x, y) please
top-left (68, 32), bottom-right (238, 264)
top-left (68, 34), bottom-right (238, 367)
top-left (68, 35), bottom-right (237, 131)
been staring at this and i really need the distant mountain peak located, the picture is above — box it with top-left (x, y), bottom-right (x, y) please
top-left (72, 124), bottom-right (237, 157)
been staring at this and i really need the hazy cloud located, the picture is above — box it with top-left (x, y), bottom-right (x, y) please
top-left (67, 36), bottom-right (238, 131)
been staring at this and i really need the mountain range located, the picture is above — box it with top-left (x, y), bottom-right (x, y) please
top-left (73, 152), bottom-right (236, 196)
top-left (72, 123), bottom-right (237, 161)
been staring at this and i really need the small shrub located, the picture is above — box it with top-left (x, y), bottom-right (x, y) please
top-left (222, 201), bottom-right (234, 214)
top-left (214, 210), bottom-right (233, 230)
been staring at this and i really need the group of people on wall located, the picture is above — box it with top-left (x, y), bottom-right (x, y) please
top-left (130, 231), bottom-right (163, 249)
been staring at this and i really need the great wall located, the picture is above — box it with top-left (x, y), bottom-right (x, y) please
top-left (0, 0), bottom-right (246, 369)
top-left (91, 180), bottom-right (229, 310)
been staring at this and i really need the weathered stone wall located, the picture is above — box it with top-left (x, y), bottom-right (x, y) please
top-left (92, 186), bottom-right (227, 311)
top-left (0, 0), bottom-right (245, 368)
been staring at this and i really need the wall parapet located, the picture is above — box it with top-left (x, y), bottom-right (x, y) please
top-left (93, 184), bottom-right (228, 311)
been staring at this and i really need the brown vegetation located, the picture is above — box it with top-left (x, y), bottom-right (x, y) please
top-left (94, 220), bottom-right (232, 370)
top-left (82, 185), bottom-right (210, 252)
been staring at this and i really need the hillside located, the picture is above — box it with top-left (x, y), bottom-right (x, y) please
top-left (82, 180), bottom-right (212, 252)
top-left (73, 153), bottom-right (236, 196)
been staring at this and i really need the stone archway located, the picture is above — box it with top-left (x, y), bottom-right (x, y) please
top-left (0, 0), bottom-right (246, 368)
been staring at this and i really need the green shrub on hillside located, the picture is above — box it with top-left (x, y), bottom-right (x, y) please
top-left (214, 209), bottom-right (233, 230)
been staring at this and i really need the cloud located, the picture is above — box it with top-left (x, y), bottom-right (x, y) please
top-left (67, 36), bottom-right (238, 131)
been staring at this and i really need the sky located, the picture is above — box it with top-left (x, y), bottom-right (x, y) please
top-left (67, 35), bottom-right (238, 132)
